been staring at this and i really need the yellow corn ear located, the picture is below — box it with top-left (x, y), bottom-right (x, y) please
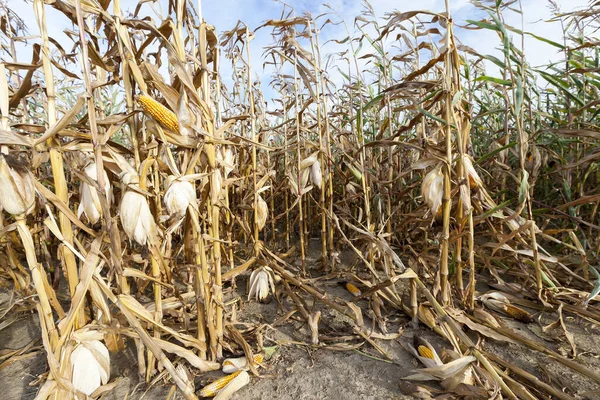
top-left (253, 353), bottom-right (264, 364)
top-left (199, 371), bottom-right (241, 397)
top-left (504, 304), bottom-right (533, 323)
top-left (417, 345), bottom-right (434, 360)
top-left (137, 95), bottom-right (179, 133)
top-left (345, 283), bottom-right (361, 297)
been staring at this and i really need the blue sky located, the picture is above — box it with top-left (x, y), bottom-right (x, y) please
top-left (4, 0), bottom-right (592, 107)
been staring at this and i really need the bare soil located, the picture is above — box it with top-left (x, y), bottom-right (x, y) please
top-left (1, 245), bottom-right (600, 400)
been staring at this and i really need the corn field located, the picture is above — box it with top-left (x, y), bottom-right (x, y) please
top-left (1, 0), bottom-right (600, 398)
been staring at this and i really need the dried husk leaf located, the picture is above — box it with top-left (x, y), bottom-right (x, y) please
top-left (255, 194), bottom-right (268, 232)
top-left (0, 154), bottom-right (36, 215)
top-left (78, 161), bottom-right (111, 224)
top-left (70, 339), bottom-right (110, 396)
top-left (120, 190), bottom-right (157, 246)
top-left (310, 159), bottom-right (322, 190)
top-left (421, 164), bottom-right (443, 218)
top-left (164, 176), bottom-right (196, 217)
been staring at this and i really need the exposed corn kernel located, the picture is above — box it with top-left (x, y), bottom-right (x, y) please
top-left (199, 371), bottom-right (241, 397)
top-left (417, 345), bottom-right (435, 360)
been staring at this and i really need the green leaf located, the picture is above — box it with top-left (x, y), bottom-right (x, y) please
top-left (515, 75), bottom-right (523, 113)
top-left (482, 54), bottom-right (507, 69)
top-left (364, 93), bottom-right (384, 111)
top-left (475, 141), bottom-right (517, 165)
top-left (476, 76), bottom-right (513, 86)
top-left (466, 19), bottom-right (500, 31)
top-left (417, 107), bottom-right (450, 126)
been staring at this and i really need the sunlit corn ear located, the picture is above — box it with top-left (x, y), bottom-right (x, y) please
top-left (421, 164), bottom-right (443, 218)
top-left (248, 266), bottom-right (276, 302)
top-left (0, 154), bottom-right (35, 216)
top-left (461, 155), bottom-right (483, 189)
top-left (222, 353), bottom-right (264, 374)
top-left (137, 95), bottom-right (179, 134)
top-left (407, 336), bottom-right (444, 368)
top-left (78, 161), bottom-right (111, 224)
top-left (120, 190), bottom-right (157, 246)
top-left (214, 370), bottom-right (250, 400)
top-left (418, 305), bottom-right (437, 329)
top-left (163, 176), bottom-right (196, 218)
top-left (70, 339), bottom-right (110, 396)
top-left (199, 370), bottom-right (248, 398)
top-left (255, 194), bottom-right (268, 232)
top-left (478, 292), bottom-right (533, 323)
top-left (339, 282), bottom-right (361, 297)
top-left (310, 159), bottom-right (322, 190)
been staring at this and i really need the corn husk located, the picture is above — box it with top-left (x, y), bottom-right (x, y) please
top-left (299, 151), bottom-right (318, 170)
top-left (214, 370), bottom-right (250, 400)
top-left (164, 176), bottom-right (196, 218)
top-left (120, 190), bottom-right (157, 246)
top-left (199, 371), bottom-right (243, 397)
top-left (78, 161), bottom-right (111, 224)
top-left (406, 336), bottom-right (443, 368)
top-left (70, 339), bottom-right (110, 396)
top-left (421, 164), bottom-right (443, 218)
top-left (248, 267), bottom-right (275, 302)
top-left (220, 146), bottom-right (235, 178)
top-left (461, 155), bottom-right (483, 189)
top-left (256, 194), bottom-right (268, 232)
top-left (479, 292), bottom-right (533, 323)
top-left (310, 159), bottom-right (322, 190)
top-left (0, 154), bottom-right (35, 215)
top-left (222, 353), bottom-right (264, 374)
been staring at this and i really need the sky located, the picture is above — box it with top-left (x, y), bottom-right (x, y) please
top-left (3, 0), bottom-right (593, 107)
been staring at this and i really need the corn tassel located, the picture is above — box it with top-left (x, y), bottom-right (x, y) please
top-left (199, 371), bottom-right (242, 397)
top-left (137, 95), bottom-right (179, 133)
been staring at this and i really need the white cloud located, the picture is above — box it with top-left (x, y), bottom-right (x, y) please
top-left (4, 0), bottom-right (592, 108)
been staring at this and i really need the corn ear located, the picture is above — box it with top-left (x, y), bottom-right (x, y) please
top-left (417, 345), bottom-right (435, 360)
top-left (199, 371), bottom-right (242, 397)
top-left (345, 282), bottom-right (361, 297)
top-left (222, 353), bottom-right (264, 374)
top-left (137, 95), bottom-right (180, 133)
